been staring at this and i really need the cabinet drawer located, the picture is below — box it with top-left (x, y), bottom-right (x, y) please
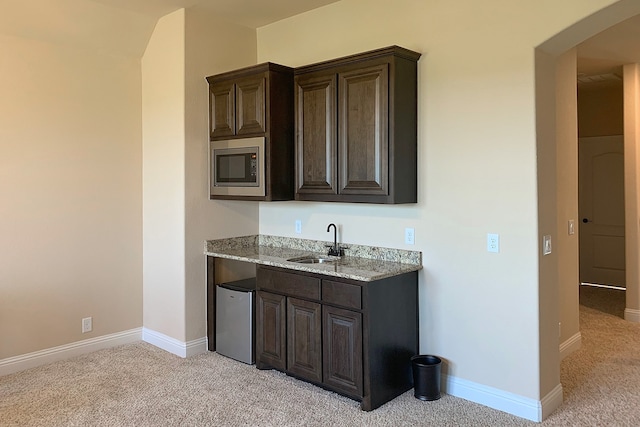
top-left (322, 280), bottom-right (362, 310)
top-left (257, 266), bottom-right (320, 300)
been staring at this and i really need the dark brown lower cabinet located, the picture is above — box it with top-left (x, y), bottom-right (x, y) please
top-left (287, 297), bottom-right (322, 383)
top-left (323, 305), bottom-right (363, 397)
top-left (255, 265), bottom-right (418, 411)
top-left (256, 291), bottom-right (286, 371)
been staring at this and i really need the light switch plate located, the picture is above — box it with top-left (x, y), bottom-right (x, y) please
top-left (543, 235), bottom-right (552, 255)
top-left (568, 220), bottom-right (575, 235)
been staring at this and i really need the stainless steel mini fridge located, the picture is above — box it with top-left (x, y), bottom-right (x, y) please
top-left (215, 278), bottom-right (256, 364)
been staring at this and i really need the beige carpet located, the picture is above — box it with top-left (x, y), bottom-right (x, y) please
top-left (1, 286), bottom-right (639, 426)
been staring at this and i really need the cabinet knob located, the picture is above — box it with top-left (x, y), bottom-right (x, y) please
top-left (582, 218), bottom-right (591, 223)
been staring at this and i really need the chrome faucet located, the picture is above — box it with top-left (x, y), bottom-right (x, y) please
top-left (326, 223), bottom-right (345, 256)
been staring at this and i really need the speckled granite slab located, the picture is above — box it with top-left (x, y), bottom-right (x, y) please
top-left (204, 235), bottom-right (422, 282)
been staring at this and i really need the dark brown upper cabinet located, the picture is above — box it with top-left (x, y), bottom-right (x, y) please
top-left (206, 63), bottom-right (295, 201)
top-left (294, 46), bottom-right (421, 204)
top-left (208, 74), bottom-right (266, 138)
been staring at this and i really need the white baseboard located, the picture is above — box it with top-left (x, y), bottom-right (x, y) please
top-left (560, 331), bottom-right (582, 360)
top-left (443, 374), bottom-right (563, 422)
top-left (625, 308), bottom-right (640, 322)
top-left (0, 328), bottom-right (142, 377)
top-left (141, 327), bottom-right (207, 358)
top-left (540, 383), bottom-right (564, 420)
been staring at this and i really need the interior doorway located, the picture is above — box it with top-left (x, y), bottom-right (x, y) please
top-left (578, 135), bottom-right (626, 289)
top-left (576, 64), bottom-right (626, 301)
top-left (535, 4), bottom-right (640, 419)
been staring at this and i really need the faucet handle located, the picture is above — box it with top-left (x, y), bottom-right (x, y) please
top-left (326, 245), bottom-right (347, 257)
top-left (325, 245), bottom-right (340, 256)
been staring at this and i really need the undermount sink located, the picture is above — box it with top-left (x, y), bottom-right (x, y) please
top-left (286, 255), bottom-right (337, 264)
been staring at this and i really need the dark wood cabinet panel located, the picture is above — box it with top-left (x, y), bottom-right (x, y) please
top-left (287, 298), bottom-right (322, 383)
top-left (322, 280), bottom-right (362, 310)
top-left (207, 72), bottom-right (266, 139)
top-left (338, 64), bottom-right (388, 196)
top-left (256, 291), bottom-right (286, 371)
top-left (294, 46), bottom-right (421, 204)
top-left (236, 75), bottom-right (266, 136)
top-left (209, 81), bottom-right (235, 139)
top-left (362, 272), bottom-right (419, 411)
top-left (295, 73), bottom-right (338, 195)
top-left (206, 256), bottom-right (216, 351)
top-left (257, 266), bottom-right (320, 299)
top-left (322, 305), bottom-right (363, 397)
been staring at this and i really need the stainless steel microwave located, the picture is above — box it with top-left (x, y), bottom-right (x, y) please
top-left (210, 137), bottom-right (265, 197)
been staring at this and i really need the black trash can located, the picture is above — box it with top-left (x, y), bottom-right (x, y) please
top-left (411, 355), bottom-right (442, 401)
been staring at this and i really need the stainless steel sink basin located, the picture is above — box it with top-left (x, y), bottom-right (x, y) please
top-left (286, 255), bottom-right (337, 264)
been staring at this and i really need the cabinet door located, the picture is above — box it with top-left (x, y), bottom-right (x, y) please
top-left (287, 298), bottom-right (322, 383)
top-left (256, 291), bottom-right (286, 370)
top-left (236, 75), bottom-right (266, 136)
top-left (209, 81), bottom-right (235, 139)
top-left (323, 305), bottom-right (363, 397)
top-left (338, 63), bottom-right (389, 196)
top-left (295, 73), bottom-right (338, 195)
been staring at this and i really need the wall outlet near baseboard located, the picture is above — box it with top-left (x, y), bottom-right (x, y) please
top-left (82, 317), bottom-right (92, 333)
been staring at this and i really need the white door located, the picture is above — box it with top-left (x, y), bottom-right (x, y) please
top-left (578, 135), bottom-right (625, 287)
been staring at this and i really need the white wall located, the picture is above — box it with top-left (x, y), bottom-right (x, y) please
top-left (142, 9), bottom-right (187, 342)
top-left (624, 63), bottom-right (640, 321)
top-left (535, 47), bottom-right (562, 407)
top-left (0, 32), bottom-right (142, 359)
top-left (142, 7), bottom-right (259, 345)
top-left (184, 6), bottom-right (259, 342)
top-left (555, 49), bottom-right (581, 357)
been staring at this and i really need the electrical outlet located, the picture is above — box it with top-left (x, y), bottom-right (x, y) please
top-left (487, 233), bottom-right (499, 253)
top-left (543, 235), bottom-right (552, 255)
top-left (82, 317), bottom-right (92, 333)
top-left (295, 220), bottom-right (302, 234)
top-left (405, 228), bottom-right (415, 245)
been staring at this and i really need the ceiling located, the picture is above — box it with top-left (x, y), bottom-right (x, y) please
top-left (92, 0), bottom-right (639, 75)
top-left (0, 0), bottom-right (638, 75)
top-left (0, 0), bottom-right (340, 58)
top-left (89, 0), bottom-right (341, 28)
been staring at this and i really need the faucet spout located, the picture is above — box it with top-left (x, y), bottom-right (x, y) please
top-left (326, 223), bottom-right (339, 256)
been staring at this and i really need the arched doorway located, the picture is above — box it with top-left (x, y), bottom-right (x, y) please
top-left (535, 0), bottom-right (640, 419)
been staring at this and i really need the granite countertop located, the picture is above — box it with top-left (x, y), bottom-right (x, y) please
top-left (204, 235), bottom-right (422, 282)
